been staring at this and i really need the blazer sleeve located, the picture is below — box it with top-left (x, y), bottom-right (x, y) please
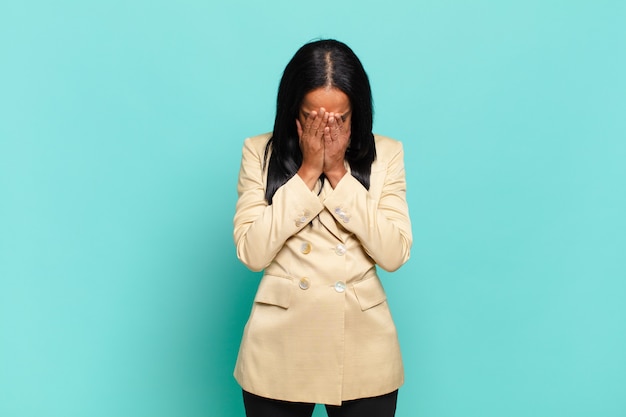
top-left (233, 137), bottom-right (325, 271)
top-left (322, 139), bottom-right (412, 272)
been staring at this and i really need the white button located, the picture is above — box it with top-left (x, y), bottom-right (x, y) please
top-left (300, 242), bottom-right (312, 254)
top-left (334, 244), bottom-right (346, 256)
top-left (334, 207), bottom-right (350, 223)
top-left (334, 281), bottom-right (346, 293)
top-left (299, 278), bottom-right (310, 290)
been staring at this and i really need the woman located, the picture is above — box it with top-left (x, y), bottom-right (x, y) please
top-left (233, 39), bottom-right (412, 417)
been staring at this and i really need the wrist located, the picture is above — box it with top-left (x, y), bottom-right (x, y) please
top-left (297, 166), bottom-right (322, 190)
top-left (325, 166), bottom-right (347, 188)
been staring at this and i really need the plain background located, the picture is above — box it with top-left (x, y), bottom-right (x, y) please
top-left (1, 1), bottom-right (625, 416)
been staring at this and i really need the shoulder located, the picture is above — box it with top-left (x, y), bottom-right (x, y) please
top-left (373, 134), bottom-right (405, 163)
top-left (241, 132), bottom-right (273, 157)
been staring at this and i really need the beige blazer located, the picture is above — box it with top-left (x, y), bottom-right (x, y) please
top-left (233, 132), bottom-right (412, 405)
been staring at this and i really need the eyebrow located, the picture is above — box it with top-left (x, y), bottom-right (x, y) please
top-left (302, 110), bottom-right (351, 121)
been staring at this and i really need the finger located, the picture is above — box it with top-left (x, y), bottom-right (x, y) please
top-left (304, 111), bottom-right (317, 132)
top-left (334, 112), bottom-right (344, 131)
top-left (318, 110), bottom-right (329, 136)
top-left (327, 113), bottom-right (336, 127)
top-left (296, 119), bottom-right (303, 138)
top-left (328, 115), bottom-right (340, 141)
top-left (323, 125), bottom-right (331, 143)
top-left (310, 108), bottom-right (326, 135)
top-left (326, 114), bottom-right (338, 136)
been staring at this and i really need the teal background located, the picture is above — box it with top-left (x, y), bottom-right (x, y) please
top-left (1, 1), bottom-right (625, 416)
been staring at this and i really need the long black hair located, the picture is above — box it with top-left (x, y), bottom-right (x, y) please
top-left (264, 39), bottom-right (376, 204)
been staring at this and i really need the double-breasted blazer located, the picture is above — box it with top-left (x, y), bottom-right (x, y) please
top-left (233, 132), bottom-right (412, 405)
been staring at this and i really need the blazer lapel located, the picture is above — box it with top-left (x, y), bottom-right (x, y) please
top-left (317, 179), bottom-right (345, 242)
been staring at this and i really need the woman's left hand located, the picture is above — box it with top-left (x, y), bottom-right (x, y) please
top-left (323, 112), bottom-right (350, 188)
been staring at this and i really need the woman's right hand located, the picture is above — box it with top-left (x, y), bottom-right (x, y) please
top-left (296, 108), bottom-right (329, 189)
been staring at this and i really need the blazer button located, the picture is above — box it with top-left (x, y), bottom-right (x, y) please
top-left (334, 244), bottom-right (346, 256)
top-left (300, 242), bottom-right (312, 254)
top-left (334, 207), bottom-right (350, 223)
top-left (299, 277), bottom-right (310, 290)
top-left (334, 281), bottom-right (346, 293)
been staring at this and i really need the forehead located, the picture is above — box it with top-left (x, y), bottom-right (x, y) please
top-left (300, 87), bottom-right (351, 113)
